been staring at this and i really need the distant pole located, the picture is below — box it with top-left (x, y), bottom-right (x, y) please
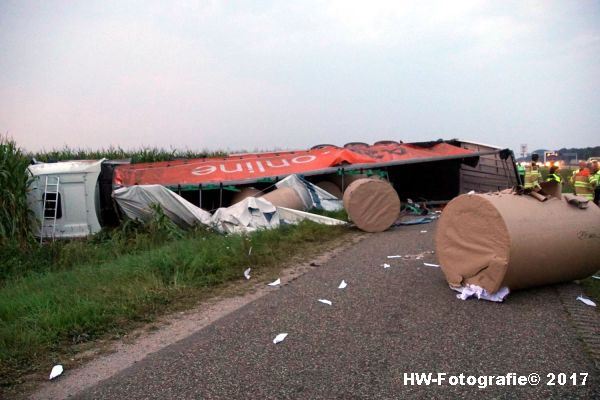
top-left (520, 144), bottom-right (527, 158)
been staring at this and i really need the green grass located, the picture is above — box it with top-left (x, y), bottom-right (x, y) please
top-left (581, 275), bottom-right (600, 306)
top-left (0, 221), bottom-right (347, 387)
top-left (307, 207), bottom-right (349, 221)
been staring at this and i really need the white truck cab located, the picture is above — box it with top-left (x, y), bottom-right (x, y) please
top-left (27, 159), bottom-right (105, 240)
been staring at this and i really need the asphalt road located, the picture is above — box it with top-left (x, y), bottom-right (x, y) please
top-left (77, 222), bottom-right (599, 399)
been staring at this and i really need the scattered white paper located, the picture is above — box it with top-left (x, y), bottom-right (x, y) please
top-left (273, 333), bottom-right (288, 344)
top-left (49, 364), bottom-right (63, 380)
top-left (592, 275), bottom-right (600, 280)
top-left (423, 263), bottom-right (440, 268)
top-left (318, 299), bottom-right (333, 305)
top-left (244, 268), bottom-right (251, 280)
top-left (577, 296), bottom-right (597, 307)
top-left (420, 230), bottom-right (427, 233)
top-left (383, 263), bottom-right (391, 269)
top-left (338, 280), bottom-right (347, 289)
top-left (268, 278), bottom-right (281, 286)
top-left (467, 190), bottom-right (475, 195)
top-left (248, 246), bottom-right (252, 256)
top-left (387, 255), bottom-right (402, 259)
top-left (453, 285), bottom-right (510, 302)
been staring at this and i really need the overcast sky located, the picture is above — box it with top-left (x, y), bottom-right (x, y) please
top-left (1, 0), bottom-right (598, 155)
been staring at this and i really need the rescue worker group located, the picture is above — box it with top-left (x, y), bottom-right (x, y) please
top-left (517, 155), bottom-right (600, 205)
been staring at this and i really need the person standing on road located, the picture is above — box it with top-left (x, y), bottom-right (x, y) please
top-left (546, 165), bottom-right (562, 184)
top-left (523, 153), bottom-right (541, 191)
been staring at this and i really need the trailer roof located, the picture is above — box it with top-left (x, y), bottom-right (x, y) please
top-left (113, 140), bottom-right (485, 187)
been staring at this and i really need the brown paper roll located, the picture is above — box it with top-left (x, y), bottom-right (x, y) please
top-left (342, 178), bottom-right (400, 232)
top-left (315, 181), bottom-right (343, 199)
top-left (261, 187), bottom-right (304, 210)
top-left (231, 187), bottom-right (262, 205)
top-left (329, 173), bottom-right (382, 192)
top-left (436, 193), bottom-right (600, 294)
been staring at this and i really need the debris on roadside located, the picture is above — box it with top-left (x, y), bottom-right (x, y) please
top-left (338, 280), bottom-right (347, 289)
top-left (423, 263), bottom-right (440, 268)
top-left (394, 216), bottom-right (437, 226)
top-left (387, 255), bottom-right (402, 259)
top-left (113, 174), bottom-right (347, 235)
top-left (273, 333), bottom-right (288, 344)
top-left (49, 364), bottom-right (63, 380)
top-left (452, 285), bottom-right (510, 302)
top-left (267, 278), bottom-right (281, 286)
top-left (383, 263), bottom-right (391, 269)
top-left (318, 299), bottom-right (333, 305)
top-left (244, 268), bottom-right (251, 280)
top-left (576, 296), bottom-right (597, 307)
top-left (401, 251), bottom-right (434, 260)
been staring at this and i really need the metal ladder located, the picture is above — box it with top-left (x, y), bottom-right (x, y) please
top-left (40, 175), bottom-right (60, 244)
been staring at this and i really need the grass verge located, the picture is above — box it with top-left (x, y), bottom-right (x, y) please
top-left (0, 221), bottom-right (348, 388)
top-left (581, 275), bottom-right (600, 307)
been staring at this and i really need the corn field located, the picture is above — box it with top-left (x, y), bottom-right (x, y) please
top-left (31, 146), bottom-right (227, 164)
top-left (0, 136), bottom-right (33, 247)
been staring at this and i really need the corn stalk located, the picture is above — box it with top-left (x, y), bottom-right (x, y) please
top-left (0, 136), bottom-right (33, 247)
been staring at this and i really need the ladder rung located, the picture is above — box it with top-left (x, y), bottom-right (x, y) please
top-left (41, 176), bottom-right (60, 244)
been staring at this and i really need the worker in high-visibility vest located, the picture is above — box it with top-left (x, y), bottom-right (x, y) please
top-left (523, 153), bottom-right (542, 191)
top-left (590, 160), bottom-right (600, 205)
top-left (572, 161), bottom-right (593, 200)
top-left (517, 163), bottom-right (526, 185)
top-left (570, 160), bottom-right (588, 185)
top-left (545, 165), bottom-right (562, 184)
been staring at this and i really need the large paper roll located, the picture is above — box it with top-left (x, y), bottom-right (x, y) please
top-left (343, 178), bottom-right (400, 232)
top-left (329, 173), bottom-right (383, 192)
top-left (436, 193), bottom-right (600, 294)
top-left (231, 187), bottom-right (262, 205)
top-left (315, 181), bottom-right (343, 199)
top-left (261, 187), bottom-right (304, 210)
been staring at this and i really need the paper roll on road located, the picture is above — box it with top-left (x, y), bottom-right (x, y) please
top-left (436, 193), bottom-right (600, 294)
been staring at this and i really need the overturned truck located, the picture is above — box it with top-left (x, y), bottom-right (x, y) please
top-left (27, 139), bottom-right (518, 239)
